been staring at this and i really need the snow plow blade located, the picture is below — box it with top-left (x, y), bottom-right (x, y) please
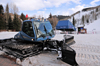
top-left (61, 42), bottom-right (78, 66)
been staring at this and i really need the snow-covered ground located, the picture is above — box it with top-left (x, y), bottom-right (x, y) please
top-left (71, 34), bottom-right (100, 66)
top-left (0, 32), bottom-right (100, 66)
top-left (0, 32), bottom-right (18, 39)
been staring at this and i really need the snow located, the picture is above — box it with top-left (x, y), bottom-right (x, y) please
top-left (77, 24), bottom-right (84, 27)
top-left (54, 30), bottom-right (62, 34)
top-left (0, 32), bottom-right (18, 39)
top-left (74, 10), bottom-right (92, 19)
top-left (84, 18), bottom-right (100, 34)
top-left (70, 10), bottom-right (93, 22)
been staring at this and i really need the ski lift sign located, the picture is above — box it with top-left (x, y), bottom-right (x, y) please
top-left (69, 25), bottom-right (72, 28)
top-left (69, 25), bottom-right (74, 29)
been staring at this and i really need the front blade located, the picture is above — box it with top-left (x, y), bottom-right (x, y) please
top-left (62, 43), bottom-right (78, 66)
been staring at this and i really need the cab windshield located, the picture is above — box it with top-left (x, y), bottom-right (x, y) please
top-left (34, 21), bottom-right (54, 38)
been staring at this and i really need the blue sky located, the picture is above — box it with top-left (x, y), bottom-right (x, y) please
top-left (0, 0), bottom-right (100, 18)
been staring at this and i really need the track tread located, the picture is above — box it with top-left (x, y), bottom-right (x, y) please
top-left (0, 38), bottom-right (43, 59)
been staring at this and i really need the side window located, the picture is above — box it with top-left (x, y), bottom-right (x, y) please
top-left (22, 21), bottom-right (34, 37)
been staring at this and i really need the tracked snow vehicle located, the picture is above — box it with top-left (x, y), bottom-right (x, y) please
top-left (0, 19), bottom-right (78, 66)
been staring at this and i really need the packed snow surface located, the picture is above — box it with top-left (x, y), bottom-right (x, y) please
top-left (0, 32), bottom-right (18, 39)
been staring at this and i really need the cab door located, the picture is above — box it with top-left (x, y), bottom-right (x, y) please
top-left (21, 21), bottom-right (35, 41)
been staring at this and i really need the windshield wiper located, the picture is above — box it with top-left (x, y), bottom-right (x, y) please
top-left (44, 26), bottom-right (47, 34)
top-left (44, 26), bottom-right (53, 36)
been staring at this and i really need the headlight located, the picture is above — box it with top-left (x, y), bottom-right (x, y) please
top-left (31, 39), bottom-right (34, 41)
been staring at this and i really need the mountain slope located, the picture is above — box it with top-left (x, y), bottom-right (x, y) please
top-left (68, 5), bottom-right (100, 29)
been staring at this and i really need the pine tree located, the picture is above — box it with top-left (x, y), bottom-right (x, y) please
top-left (0, 5), bottom-right (4, 15)
top-left (0, 14), bottom-right (3, 30)
top-left (20, 13), bottom-right (26, 21)
top-left (17, 18), bottom-right (21, 31)
top-left (13, 14), bottom-right (21, 31)
top-left (4, 4), bottom-right (10, 30)
top-left (73, 17), bottom-right (75, 26)
top-left (49, 13), bottom-right (52, 18)
top-left (96, 8), bottom-right (98, 12)
top-left (6, 4), bottom-right (9, 18)
top-left (5, 4), bottom-right (9, 26)
top-left (82, 15), bottom-right (84, 26)
top-left (87, 19), bottom-right (89, 23)
top-left (8, 15), bottom-right (13, 30)
top-left (0, 14), bottom-right (6, 30)
top-left (0, 5), bottom-right (6, 30)
top-left (95, 15), bottom-right (97, 20)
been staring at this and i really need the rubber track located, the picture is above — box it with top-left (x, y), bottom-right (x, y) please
top-left (0, 38), bottom-right (43, 59)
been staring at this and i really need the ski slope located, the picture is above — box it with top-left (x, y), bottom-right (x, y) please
top-left (85, 18), bottom-right (100, 34)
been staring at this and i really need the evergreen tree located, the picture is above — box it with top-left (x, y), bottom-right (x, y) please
top-left (0, 5), bottom-right (4, 15)
top-left (96, 8), bottom-right (98, 12)
top-left (17, 18), bottom-right (21, 31)
top-left (87, 19), bottom-right (89, 23)
top-left (13, 14), bottom-right (21, 31)
top-left (0, 14), bottom-right (3, 30)
top-left (0, 14), bottom-right (6, 30)
top-left (6, 4), bottom-right (9, 18)
top-left (20, 13), bottom-right (26, 21)
top-left (73, 17), bottom-right (75, 26)
top-left (4, 4), bottom-right (10, 30)
top-left (95, 15), bottom-right (97, 20)
top-left (82, 15), bottom-right (84, 26)
top-left (49, 13), bottom-right (52, 18)
top-left (5, 4), bottom-right (9, 25)
top-left (8, 15), bottom-right (13, 30)
top-left (0, 5), bottom-right (6, 30)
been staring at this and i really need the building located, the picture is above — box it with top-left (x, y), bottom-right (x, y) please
top-left (77, 25), bottom-right (87, 34)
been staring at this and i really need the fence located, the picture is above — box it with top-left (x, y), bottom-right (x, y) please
top-left (87, 31), bottom-right (100, 34)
